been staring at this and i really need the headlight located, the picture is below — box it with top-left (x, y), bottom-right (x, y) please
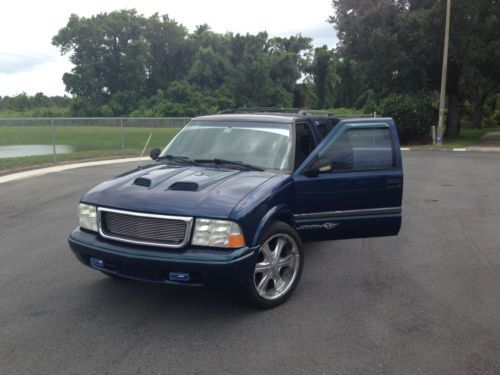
top-left (78, 203), bottom-right (98, 232)
top-left (192, 218), bottom-right (245, 248)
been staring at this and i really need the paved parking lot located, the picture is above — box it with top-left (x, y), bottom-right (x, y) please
top-left (1, 151), bottom-right (499, 374)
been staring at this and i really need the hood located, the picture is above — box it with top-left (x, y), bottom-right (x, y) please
top-left (82, 164), bottom-right (276, 218)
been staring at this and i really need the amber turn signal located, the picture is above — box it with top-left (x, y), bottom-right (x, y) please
top-left (228, 234), bottom-right (245, 248)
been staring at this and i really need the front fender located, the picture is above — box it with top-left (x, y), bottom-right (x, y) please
top-left (230, 174), bottom-right (295, 248)
top-left (251, 205), bottom-right (295, 247)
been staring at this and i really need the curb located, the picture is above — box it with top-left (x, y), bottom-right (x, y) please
top-left (0, 157), bottom-right (148, 184)
top-left (2, 146), bottom-right (499, 184)
top-left (401, 147), bottom-right (500, 152)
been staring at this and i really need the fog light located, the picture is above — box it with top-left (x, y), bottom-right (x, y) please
top-left (90, 257), bottom-right (104, 268)
top-left (169, 272), bottom-right (190, 282)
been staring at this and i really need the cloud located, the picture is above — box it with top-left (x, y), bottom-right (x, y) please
top-left (0, 0), bottom-right (336, 95)
top-left (302, 24), bottom-right (338, 48)
top-left (0, 55), bottom-right (72, 96)
top-left (277, 23), bottom-right (338, 48)
top-left (304, 23), bottom-right (337, 42)
top-left (0, 51), bottom-right (57, 74)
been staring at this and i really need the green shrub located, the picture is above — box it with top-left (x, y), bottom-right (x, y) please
top-left (355, 89), bottom-right (380, 114)
top-left (98, 105), bottom-right (114, 117)
top-left (326, 107), bottom-right (365, 116)
top-left (381, 93), bottom-right (437, 144)
top-left (71, 97), bottom-right (98, 117)
top-left (493, 108), bottom-right (500, 127)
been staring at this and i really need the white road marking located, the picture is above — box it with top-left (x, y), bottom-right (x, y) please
top-left (452, 148), bottom-right (468, 152)
top-left (0, 157), bottom-right (148, 184)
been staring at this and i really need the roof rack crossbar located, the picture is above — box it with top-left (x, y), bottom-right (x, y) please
top-left (217, 107), bottom-right (333, 117)
top-left (296, 109), bottom-right (333, 117)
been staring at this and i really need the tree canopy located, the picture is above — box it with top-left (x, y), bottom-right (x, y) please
top-left (52, 10), bottom-right (314, 117)
top-left (329, 0), bottom-right (499, 134)
top-left (4, 4), bottom-right (497, 142)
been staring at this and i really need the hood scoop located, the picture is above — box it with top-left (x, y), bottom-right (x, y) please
top-left (134, 177), bottom-right (153, 187)
top-left (133, 167), bottom-right (187, 188)
top-left (168, 182), bottom-right (199, 191)
top-left (168, 169), bottom-right (239, 192)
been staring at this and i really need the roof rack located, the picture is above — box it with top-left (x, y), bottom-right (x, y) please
top-left (296, 109), bottom-right (333, 117)
top-left (218, 107), bottom-right (333, 117)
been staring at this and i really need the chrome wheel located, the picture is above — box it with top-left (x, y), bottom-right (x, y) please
top-left (253, 233), bottom-right (300, 300)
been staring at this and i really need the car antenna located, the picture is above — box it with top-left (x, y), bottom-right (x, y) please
top-left (138, 131), bottom-right (153, 170)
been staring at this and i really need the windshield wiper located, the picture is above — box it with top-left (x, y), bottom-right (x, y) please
top-left (157, 154), bottom-right (197, 165)
top-left (194, 158), bottom-right (264, 171)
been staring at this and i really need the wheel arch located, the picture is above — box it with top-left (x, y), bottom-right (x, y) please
top-left (251, 205), bottom-right (296, 247)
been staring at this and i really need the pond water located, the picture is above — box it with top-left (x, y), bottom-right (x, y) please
top-left (0, 145), bottom-right (75, 158)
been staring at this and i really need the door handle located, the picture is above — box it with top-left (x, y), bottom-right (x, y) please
top-left (386, 178), bottom-right (402, 189)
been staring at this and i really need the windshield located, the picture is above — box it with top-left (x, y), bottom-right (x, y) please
top-left (160, 121), bottom-right (292, 171)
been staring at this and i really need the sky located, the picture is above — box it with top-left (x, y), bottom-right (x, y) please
top-left (0, 0), bottom-right (337, 97)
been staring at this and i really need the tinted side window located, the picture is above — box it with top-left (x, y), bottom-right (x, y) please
top-left (294, 122), bottom-right (316, 170)
top-left (321, 127), bottom-right (394, 172)
top-left (313, 119), bottom-right (336, 139)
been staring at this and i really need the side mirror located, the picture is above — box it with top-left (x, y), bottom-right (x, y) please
top-left (150, 148), bottom-right (161, 160)
top-left (303, 156), bottom-right (332, 176)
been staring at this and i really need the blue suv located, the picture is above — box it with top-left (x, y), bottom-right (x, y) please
top-left (69, 109), bottom-right (403, 308)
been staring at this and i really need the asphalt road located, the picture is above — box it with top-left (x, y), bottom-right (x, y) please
top-left (1, 151), bottom-right (500, 374)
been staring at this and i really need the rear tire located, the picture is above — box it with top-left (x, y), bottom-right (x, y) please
top-left (239, 221), bottom-right (303, 309)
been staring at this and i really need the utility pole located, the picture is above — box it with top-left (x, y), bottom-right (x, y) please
top-left (436, 0), bottom-right (451, 145)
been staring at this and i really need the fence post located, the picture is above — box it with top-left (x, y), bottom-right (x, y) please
top-left (51, 118), bottom-right (56, 163)
top-left (120, 118), bottom-right (125, 155)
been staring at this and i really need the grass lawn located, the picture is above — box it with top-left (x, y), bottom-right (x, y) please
top-left (0, 126), bottom-right (180, 172)
top-left (404, 127), bottom-right (500, 148)
top-left (441, 127), bottom-right (500, 148)
top-left (2, 124), bottom-right (499, 173)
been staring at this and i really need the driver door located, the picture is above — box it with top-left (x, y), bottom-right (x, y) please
top-left (292, 118), bottom-right (403, 241)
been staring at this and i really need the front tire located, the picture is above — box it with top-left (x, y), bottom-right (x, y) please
top-left (240, 221), bottom-right (303, 309)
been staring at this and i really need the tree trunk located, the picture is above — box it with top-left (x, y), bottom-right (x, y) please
top-left (446, 92), bottom-right (460, 138)
top-left (445, 61), bottom-right (461, 138)
top-left (472, 95), bottom-right (485, 129)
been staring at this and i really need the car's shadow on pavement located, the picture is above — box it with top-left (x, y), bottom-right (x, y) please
top-left (82, 274), bottom-right (257, 319)
top-left (75, 242), bottom-right (322, 320)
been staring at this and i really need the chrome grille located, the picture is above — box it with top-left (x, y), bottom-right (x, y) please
top-left (98, 208), bottom-right (192, 248)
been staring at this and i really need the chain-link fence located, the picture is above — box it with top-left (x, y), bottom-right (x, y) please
top-left (0, 114), bottom-right (374, 172)
top-left (0, 117), bottom-right (190, 171)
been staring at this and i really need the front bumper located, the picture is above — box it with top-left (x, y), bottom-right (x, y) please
top-left (68, 229), bottom-right (259, 288)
